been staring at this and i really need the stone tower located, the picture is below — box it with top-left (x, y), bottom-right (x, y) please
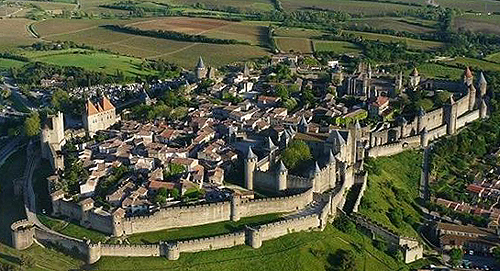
top-left (328, 150), bottom-right (337, 189)
top-left (420, 128), bottom-right (429, 148)
top-left (463, 67), bottom-right (473, 87)
top-left (41, 111), bottom-right (66, 170)
top-left (195, 56), bottom-right (207, 80)
top-left (468, 84), bottom-right (477, 111)
top-left (395, 71), bottom-right (403, 92)
top-left (445, 95), bottom-right (458, 135)
top-left (479, 72), bottom-right (487, 97)
top-left (480, 99), bottom-right (488, 119)
top-left (11, 220), bottom-right (34, 250)
top-left (244, 146), bottom-right (257, 190)
top-left (243, 62), bottom-right (250, 77)
top-left (409, 68), bottom-right (421, 90)
top-left (276, 161), bottom-right (288, 191)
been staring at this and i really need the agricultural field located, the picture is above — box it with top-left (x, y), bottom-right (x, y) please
top-left (344, 30), bottom-right (443, 50)
top-left (275, 37), bottom-right (312, 54)
top-left (168, 0), bottom-right (275, 12)
top-left (349, 17), bottom-right (436, 33)
top-left (274, 27), bottom-right (325, 39)
top-left (280, 0), bottom-right (418, 15)
top-left (91, 225), bottom-right (412, 271)
top-left (360, 150), bottom-right (422, 238)
top-left (127, 17), bottom-right (269, 46)
top-left (0, 18), bottom-right (36, 49)
top-left (445, 57), bottom-right (500, 73)
top-left (313, 40), bottom-right (362, 55)
top-left (414, 63), bottom-right (463, 80)
top-left (453, 14), bottom-right (500, 36)
top-left (485, 52), bottom-right (500, 64)
top-left (19, 49), bottom-right (158, 77)
top-left (35, 20), bottom-right (269, 68)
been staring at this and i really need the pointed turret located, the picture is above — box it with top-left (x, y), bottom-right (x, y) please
top-left (243, 62), bottom-right (250, 77)
top-left (448, 94), bottom-right (455, 104)
top-left (246, 146), bottom-right (257, 160)
top-left (265, 137), bottom-right (277, 151)
top-left (479, 72), bottom-right (487, 85)
top-left (333, 130), bottom-right (346, 145)
top-left (196, 56), bottom-right (205, 69)
top-left (314, 162), bottom-right (321, 175)
top-left (479, 72), bottom-right (487, 97)
top-left (411, 67), bottom-right (419, 76)
top-left (464, 67), bottom-right (473, 86)
top-left (298, 115), bottom-right (309, 133)
top-left (278, 160), bottom-right (287, 173)
top-left (329, 150), bottom-right (336, 164)
top-left (418, 107), bottom-right (425, 116)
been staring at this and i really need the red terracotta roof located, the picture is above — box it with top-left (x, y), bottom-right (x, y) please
top-left (465, 67), bottom-right (473, 78)
top-left (86, 100), bottom-right (99, 116)
top-left (101, 96), bottom-right (115, 111)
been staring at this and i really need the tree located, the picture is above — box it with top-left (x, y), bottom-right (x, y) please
top-left (170, 188), bottom-right (180, 200)
top-left (281, 140), bottom-right (312, 171)
top-left (493, 246), bottom-right (500, 264)
top-left (0, 263), bottom-right (15, 271)
top-left (329, 249), bottom-right (356, 271)
top-left (20, 255), bottom-right (34, 269)
top-left (154, 187), bottom-right (168, 204)
top-left (24, 111), bottom-right (40, 137)
top-left (449, 248), bottom-right (463, 267)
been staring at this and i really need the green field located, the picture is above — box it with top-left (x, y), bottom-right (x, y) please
top-left (486, 52), bottom-right (500, 64)
top-left (414, 63), bottom-right (464, 80)
top-left (0, 57), bottom-right (27, 70)
top-left (349, 17), bottom-right (436, 33)
top-left (360, 150), bottom-right (422, 238)
top-left (446, 57), bottom-right (500, 72)
top-left (275, 37), bottom-right (312, 54)
top-left (0, 242), bottom-right (83, 271)
top-left (313, 40), bottom-right (362, 55)
top-left (20, 49), bottom-right (159, 77)
top-left (127, 213), bottom-right (284, 244)
top-left (92, 225), bottom-right (412, 271)
top-left (344, 30), bottom-right (443, 50)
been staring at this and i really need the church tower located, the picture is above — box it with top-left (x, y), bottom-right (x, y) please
top-left (409, 68), bottom-right (421, 90)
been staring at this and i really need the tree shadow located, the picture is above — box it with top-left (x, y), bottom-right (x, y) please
top-left (0, 252), bottom-right (20, 266)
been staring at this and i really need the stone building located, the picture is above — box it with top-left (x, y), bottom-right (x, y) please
top-left (83, 96), bottom-right (118, 135)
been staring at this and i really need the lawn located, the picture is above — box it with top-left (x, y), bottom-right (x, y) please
top-left (313, 40), bottom-right (362, 55)
top-left (92, 225), bottom-right (409, 271)
top-left (360, 150), bottom-right (423, 238)
top-left (344, 30), bottom-right (443, 50)
top-left (486, 52), bottom-right (500, 64)
top-left (0, 242), bottom-right (83, 271)
top-left (275, 37), bottom-right (312, 54)
top-left (274, 27), bottom-right (325, 39)
top-left (127, 213), bottom-right (284, 244)
top-left (38, 214), bottom-right (109, 243)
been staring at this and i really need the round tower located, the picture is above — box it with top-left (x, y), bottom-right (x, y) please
top-left (86, 240), bottom-right (102, 264)
top-left (328, 150), bottom-right (337, 189)
top-left (480, 99), bottom-right (488, 119)
top-left (420, 128), bottom-right (429, 148)
top-left (277, 161), bottom-right (288, 191)
top-left (244, 146), bottom-right (257, 190)
top-left (468, 84), bottom-right (477, 111)
top-left (166, 242), bottom-right (180, 260)
top-left (445, 95), bottom-right (458, 135)
top-left (246, 227), bottom-right (262, 248)
top-left (195, 56), bottom-right (207, 80)
top-left (409, 68), bottom-right (421, 89)
top-left (11, 220), bottom-right (34, 250)
top-left (417, 107), bottom-right (425, 134)
top-left (230, 194), bottom-right (241, 222)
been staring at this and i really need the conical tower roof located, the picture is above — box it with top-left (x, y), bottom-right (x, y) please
top-left (332, 130), bottom-right (346, 145)
top-left (479, 72), bottom-right (487, 85)
top-left (247, 146), bottom-right (257, 159)
top-left (278, 160), bottom-right (287, 172)
top-left (464, 67), bottom-right (473, 78)
top-left (265, 137), bottom-right (276, 150)
top-left (314, 162), bottom-right (321, 174)
top-left (329, 150), bottom-right (335, 164)
top-left (411, 67), bottom-right (419, 76)
top-left (197, 56), bottom-right (205, 69)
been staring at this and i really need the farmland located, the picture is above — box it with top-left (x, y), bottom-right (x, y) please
top-left (349, 17), bottom-right (436, 33)
top-left (280, 0), bottom-right (419, 15)
top-left (414, 63), bottom-right (463, 80)
top-left (453, 14), bottom-right (500, 36)
top-left (168, 0), bottom-right (275, 12)
top-left (313, 40), bottom-right (362, 55)
top-left (344, 30), bottom-right (444, 50)
top-left (0, 18), bottom-right (36, 50)
top-left (275, 37), bottom-right (312, 54)
top-left (126, 17), bottom-right (269, 46)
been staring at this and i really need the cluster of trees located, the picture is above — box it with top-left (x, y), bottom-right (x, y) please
top-left (28, 41), bottom-right (93, 51)
top-left (129, 87), bottom-right (193, 122)
top-left (102, 25), bottom-right (249, 45)
top-left (281, 140), bottom-right (312, 174)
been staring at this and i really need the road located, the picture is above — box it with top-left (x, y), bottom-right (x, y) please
top-left (2, 74), bottom-right (36, 111)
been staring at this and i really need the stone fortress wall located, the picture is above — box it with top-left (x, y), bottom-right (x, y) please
top-left (12, 69), bottom-right (490, 265)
